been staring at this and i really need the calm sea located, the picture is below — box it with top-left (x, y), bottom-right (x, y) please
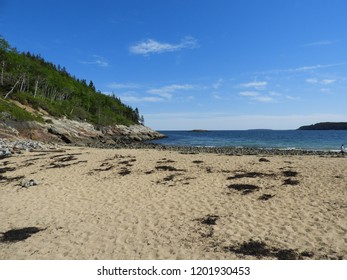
top-left (150, 130), bottom-right (347, 151)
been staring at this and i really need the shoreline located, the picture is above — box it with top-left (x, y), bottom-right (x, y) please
top-left (83, 140), bottom-right (344, 157)
top-left (1, 138), bottom-right (344, 158)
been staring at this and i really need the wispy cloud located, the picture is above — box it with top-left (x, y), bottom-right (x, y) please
top-left (306, 78), bottom-right (318, 84)
top-left (252, 96), bottom-right (275, 103)
top-left (130, 36), bottom-right (198, 55)
top-left (303, 40), bottom-right (338, 47)
top-left (212, 78), bottom-right (224, 89)
top-left (107, 82), bottom-right (140, 89)
top-left (239, 91), bottom-right (275, 103)
top-left (322, 79), bottom-right (336, 85)
top-left (293, 65), bottom-right (329, 72)
top-left (80, 55), bottom-right (109, 67)
top-left (320, 88), bottom-right (332, 94)
top-left (147, 84), bottom-right (195, 99)
top-left (212, 93), bottom-right (223, 100)
top-left (258, 63), bottom-right (347, 75)
top-left (239, 81), bottom-right (267, 90)
top-left (120, 95), bottom-right (164, 103)
top-left (239, 91), bottom-right (259, 97)
top-left (306, 78), bottom-right (336, 85)
top-left (285, 95), bottom-right (300, 101)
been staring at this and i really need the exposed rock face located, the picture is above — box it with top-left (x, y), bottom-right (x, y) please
top-left (0, 115), bottom-right (165, 146)
top-left (101, 124), bottom-right (165, 142)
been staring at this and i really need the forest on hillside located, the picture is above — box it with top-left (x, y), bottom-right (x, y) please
top-left (0, 35), bottom-right (143, 126)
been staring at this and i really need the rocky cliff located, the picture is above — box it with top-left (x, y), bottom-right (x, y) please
top-left (0, 114), bottom-right (165, 147)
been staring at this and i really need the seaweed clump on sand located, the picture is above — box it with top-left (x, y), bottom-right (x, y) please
top-left (194, 215), bottom-right (220, 238)
top-left (225, 240), bottom-right (271, 257)
top-left (0, 165), bottom-right (24, 183)
top-left (0, 227), bottom-right (44, 243)
top-left (119, 168), bottom-right (131, 176)
top-left (283, 178), bottom-right (300, 185)
top-left (155, 165), bottom-right (186, 172)
top-left (192, 160), bottom-right (204, 164)
top-left (258, 194), bottom-right (275, 201)
top-left (224, 239), bottom-right (312, 260)
top-left (282, 170), bottom-right (298, 177)
top-left (200, 215), bottom-right (219, 226)
top-left (228, 184), bottom-right (260, 195)
top-left (259, 158), bottom-right (270, 162)
top-left (227, 172), bottom-right (275, 180)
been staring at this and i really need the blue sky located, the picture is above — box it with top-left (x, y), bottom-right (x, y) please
top-left (1, 0), bottom-right (347, 130)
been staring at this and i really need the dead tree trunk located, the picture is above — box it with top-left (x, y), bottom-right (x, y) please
top-left (0, 61), bottom-right (4, 86)
top-left (34, 78), bottom-right (39, 97)
top-left (4, 76), bottom-right (21, 98)
top-left (19, 74), bottom-right (25, 92)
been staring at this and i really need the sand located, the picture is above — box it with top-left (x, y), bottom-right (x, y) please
top-left (0, 146), bottom-right (346, 260)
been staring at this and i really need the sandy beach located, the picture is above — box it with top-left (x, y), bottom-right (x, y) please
top-left (0, 146), bottom-right (346, 260)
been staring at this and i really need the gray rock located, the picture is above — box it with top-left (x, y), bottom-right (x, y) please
top-left (20, 179), bottom-right (40, 188)
top-left (0, 148), bottom-right (12, 158)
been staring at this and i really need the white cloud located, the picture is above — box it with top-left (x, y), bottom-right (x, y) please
top-left (306, 78), bottom-right (336, 85)
top-left (295, 65), bottom-right (326, 72)
top-left (130, 36), bottom-right (198, 55)
top-left (239, 91), bottom-right (259, 97)
top-left (303, 40), bottom-right (337, 47)
top-left (212, 93), bottom-right (223, 100)
top-left (322, 79), bottom-right (335, 85)
top-left (212, 78), bottom-right (224, 89)
top-left (252, 96), bottom-right (275, 103)
top-left (147, 84), bottom-right (195, 100)
top-left (80, 55), bottom-right (109, 67)
top-left (256, 63), bottom-right (347, 76)
top-left (306, 78), bottom-right (318, 84)
top-left (148, 84), bottom-right (194, 93)
top-left (109, 83), bottom-right (198, 104)
top-left (239, 91), bottom-right (275, 103)
top-left (320, 88), bottom-right (332, 93)
top-left (269, 91), bottom-right (281, 97)
top-left (239, 81), bottom-right (267, 90)
top-left (107, 83), bottom-right (140, 89)
top-left (120, 95), bottom-right (164, 103)
top-left (285, 95), bottom-right (300, 101)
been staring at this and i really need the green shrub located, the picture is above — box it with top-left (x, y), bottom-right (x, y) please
top-left (0, 98), bottom-right (44, 123)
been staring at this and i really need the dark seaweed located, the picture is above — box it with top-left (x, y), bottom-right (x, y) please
top-left (228, 172), bottom-right (275, 180)
top-left (283, 178), bottom-right (299, 185)
top-left (282, 170), bottom-right (298, 177)
top-left (200, 215), bottom-right (219, 226)
top-left (228, 184), bottom-right (260, 194)
top-left (0, 227), bottom-right (44, 243)
top-left (155, 165), bottom-right (186, 172)
top-left (258, 194), bottom-right (275, 201)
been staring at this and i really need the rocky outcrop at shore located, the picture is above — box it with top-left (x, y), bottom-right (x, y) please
top-left (100, 124), bottom-right (165, 142)
top-left (0, 115), bottom-right (165, 147)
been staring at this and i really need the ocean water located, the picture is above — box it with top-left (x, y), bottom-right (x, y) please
top-left (150, 130), bottom-right (347, 151)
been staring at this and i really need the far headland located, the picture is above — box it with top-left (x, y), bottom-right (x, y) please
top-left (298, 122), bottom-right (347, 130)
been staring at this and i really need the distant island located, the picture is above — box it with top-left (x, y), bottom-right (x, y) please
top-left (191, 129), bottom-right (209, 132)
top-left (247, 129), bottom-right (273, 131)
top-left (298, 122), bottom-right (347, 130)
